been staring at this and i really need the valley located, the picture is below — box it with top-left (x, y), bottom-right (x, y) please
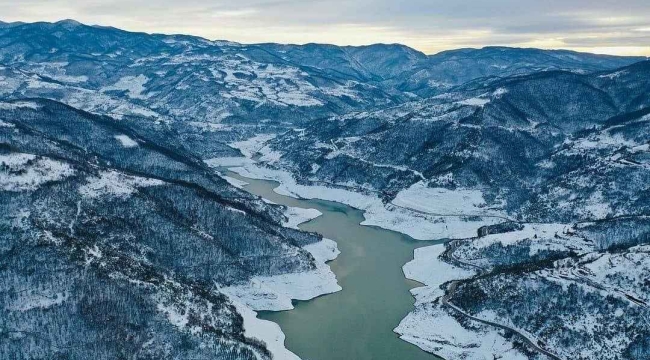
top-left (1, 19), bottom-right (649, 360)
top-left (226, 171), bottom-right (442, 360)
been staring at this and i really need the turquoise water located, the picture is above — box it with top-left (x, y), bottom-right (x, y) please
top-left (228, 172), bottom-right (443, 360)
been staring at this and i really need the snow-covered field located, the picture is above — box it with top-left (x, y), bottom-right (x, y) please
top-left (396, 306), bottom-right (529, 360)
top-left (0, 153), bottom-right (75, 192)
top-left (78, 170), bottom-right (165, 199)
top-left (393, 180), bottom-right (505, 217)
top-left (101, 75), bottom-right (151, 100)
top-left (402, 244), bottom-right (475, 305)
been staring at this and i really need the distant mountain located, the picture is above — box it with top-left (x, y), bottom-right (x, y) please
top-left (1, 19), bottom-right (649, 360)
top-left (0, 20), bottom-right (643, 126)
top-left (256, 42), bottom-right (429, 82)
top-left (0, 20), bottom-right (406, 125)
top-left (394, 46), bottom-right (647, 96)
top-left (255, 42), bottom-right (645, 96)
top-left (269, 60), bottom-right (650, 222)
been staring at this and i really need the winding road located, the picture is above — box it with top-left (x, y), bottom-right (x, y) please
top-left (441, 280), bottom-right (563, 360)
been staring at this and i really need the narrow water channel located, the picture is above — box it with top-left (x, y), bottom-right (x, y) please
top-left (227, 171), bottom-right (443, 360)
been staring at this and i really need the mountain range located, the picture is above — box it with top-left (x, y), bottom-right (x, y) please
top-left (1, 19), bottom-right (649, 360)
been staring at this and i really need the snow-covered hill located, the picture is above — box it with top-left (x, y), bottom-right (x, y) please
top-left (1, 19), bottom-right (649, 360)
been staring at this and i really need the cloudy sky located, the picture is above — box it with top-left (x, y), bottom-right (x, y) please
top-left (2, 0), bottom-right (650, 55)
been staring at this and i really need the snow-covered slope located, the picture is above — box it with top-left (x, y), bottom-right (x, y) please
top-left (0, 100), bottom-right (339, 360)
top-left (247, 62), bottom-right (650, 359)
top-left (1, 19), bottom-right (649, 360)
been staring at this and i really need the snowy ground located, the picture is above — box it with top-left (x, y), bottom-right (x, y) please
top-left (78, 170), bottom-right (165, 199)
top-left (396, 306), bottom-right (529, 360)
top-left (222, 201), bottom-right (340, 360)
top-left (394, 243), bottom-right (531, 360)
top-left (402, 244), bottom-right (475, 305)
top-left (0, 152), bottom-right (75, 192)
top-left (228, 162), bottom-right (501, 241)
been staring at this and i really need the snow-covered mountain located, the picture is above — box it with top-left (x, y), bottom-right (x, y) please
top-left (0, 20), bottom-right (643, 125)
top-left (0, 99), bottom-right (340, 359)
top-left (259, 61), bottom-right (650, 359)
top-left (1, 19), bottom-right (649, 360)
top-left (269, 60), bottom-right (650, 221)
top-left (391, 46), bottom-right (647, 96)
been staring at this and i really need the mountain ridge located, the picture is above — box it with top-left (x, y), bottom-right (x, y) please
top-left (1, 19), bottom-right (650, 360)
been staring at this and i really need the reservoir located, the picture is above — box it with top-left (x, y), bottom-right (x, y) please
top-left (227, 171), bottom-right (443, 360)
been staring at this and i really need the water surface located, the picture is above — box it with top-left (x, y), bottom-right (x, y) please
top-left (228, 171), bottom-right (443, 360)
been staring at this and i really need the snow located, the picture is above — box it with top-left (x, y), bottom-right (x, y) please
top-left (0, 101), bottom-right (41, 110)
top-left (283, 207), bottom-right (322, 229)
top-left (567, 131), bottom-right (639, 153)
top-left (324, 151), bottom-right (425, 180)
top-left (397, 227), bottom-right (646, 360)
top-left (576, 245), bottom-right (650, 303)
top-left (492, 87), bottom-right (508, 98)
top-left (229, 163), bottom-right (500, 240)
top-left (258, 146), bottom-right (284, 164)
top-left (204, 156), bottom-right (254, 168)
top-left (598, 70), bottom-right (628, 80)
top-left (392, 180), bottom-right (504, 217)
top-left (0, 153), bottom-right (75, 191)
top-left (58, 86), bottom-right (163, 120)
top-left (456, 97), bottom-right (490, 107)
top-left (226, 206), bottom-right (247, 215)
top-left (78, 170), bottom-right (164, 199)
top-left (51, 74), bottom-right (88, 83)
top-left (188, 121), bottom-right (233, 131)
top-left (26, 76), bottom-right (63, 89)
top-left (403, 244), bottom-right (476, 304)
top-left (114, 134), bottom-right (139, 148)
top-left (630, 144), bottom-right (650, 153)
top-left (228, 298), bottom-right (301, 360)
top-left (210, 58), bottom-right (325, 107)
top-left (320, 82), bottom-right (360, 100)
top-left (156, 302), bottom-right (190, 329)
top-left (0, 119), bottom-right (15, 127)
top-left (230, 134), bottom-right (276, 158)
top-left (476, 223), bottom-right (571, 249)
top-left (582, 191), bottom-right (612, 219)
top-left (101, 75), bottom-right (150, 99)
top-left (222, 237), bottom-right (340, 312)
top-left (396, 243), bottom-right (531, 360)
top-left (395, 306), bottom-right (529, 360)
top-left (18, 61), bottom-right (88, 84)
top-left (7, 291), bottom-right (69, 312)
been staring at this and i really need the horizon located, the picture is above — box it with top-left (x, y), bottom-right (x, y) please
top-left (1, 1), bottom-right (650, 57)
top-left (3, 18), bottom-right (650, 59)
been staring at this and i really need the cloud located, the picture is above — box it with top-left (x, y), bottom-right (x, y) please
top-left (211, 9), bottom-right (258, 18)
top-left (0, 0), bottom-right (649, 55)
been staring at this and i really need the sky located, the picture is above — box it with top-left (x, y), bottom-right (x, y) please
top-left (2, 0), bottom-right (650, 56)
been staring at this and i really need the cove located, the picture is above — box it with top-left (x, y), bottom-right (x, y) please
top-left (227, 171), bottom-right (444, 360)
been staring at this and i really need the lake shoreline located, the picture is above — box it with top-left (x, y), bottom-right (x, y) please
top-left (224, 170), bottom-right (444, 360)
